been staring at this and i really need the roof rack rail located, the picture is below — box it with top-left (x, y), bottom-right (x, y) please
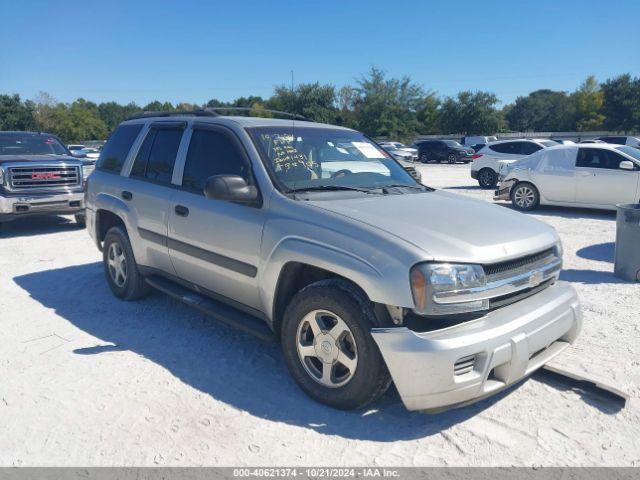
top-left (204, 107), bottom-right (309, 121)
top-left (125, 109), bottom-right (218, 121)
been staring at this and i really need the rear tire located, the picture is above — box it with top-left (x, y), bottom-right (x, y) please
top-left (102, 225), bottom-right (150, 300)
top-left (478, 168), bottom-right (497, 189)
top-left (281, 279), bottom-right (391, 410)
top-left (511, 182), bottom-right (540, 211)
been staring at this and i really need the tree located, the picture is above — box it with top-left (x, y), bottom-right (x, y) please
top-left (98, 101), bottom-right (141, 132)
top-left (439, 91), bottom-right (503, 134)
top-left (351, 67), bottom-right (424, 141)
top-left (0, 94), bottom-right (36, 131)
top-left (601, 74), bottom-right (640, 131)
top-left (572, 76), bottom-right (605, 131)
top-left (267, 82), bottom-right (337, 123)
top-left (506, 89), bottom-right (575, 132)
top-left (415, 93), bottom-right (441, 134)
top-left (47, 99), bottom-right (109, 142)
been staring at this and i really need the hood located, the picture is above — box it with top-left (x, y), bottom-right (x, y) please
top-left (307, 190), bottom-right (558, 264)
top-left (0, 154), bottom-right (80, 165)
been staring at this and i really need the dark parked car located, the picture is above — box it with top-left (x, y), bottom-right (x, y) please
top-left (416, 140), bottom-right (475, 164)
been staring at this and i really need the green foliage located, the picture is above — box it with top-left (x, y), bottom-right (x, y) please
top-left (506, 89), bottom-right (575, 132)
top-left (0, 94), bottom-right (37, 131)
top-left (1, 72), bottom-right (638, 142)
top-left (267, 82), bottom-right (337, 124)
top-left (439, 91), bottom-right (503, 135)
top-left (601, 74), bottom-right (640, 132)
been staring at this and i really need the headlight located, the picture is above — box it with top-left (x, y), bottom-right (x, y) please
top-left (554, 239), bottom-right (563, 259)
top-left (410, 263), bottom-right (488, 315)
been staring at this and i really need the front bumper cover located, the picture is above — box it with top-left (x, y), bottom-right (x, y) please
top-left (0, 191), bottom-right (85, 221)
top-left (494, 179), bottom-right (516, 201)
top-left (371, 281), bottom-right (582, 411)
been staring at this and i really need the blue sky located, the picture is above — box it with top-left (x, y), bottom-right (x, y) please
top-left (1, 0), bottom-right (638, 107)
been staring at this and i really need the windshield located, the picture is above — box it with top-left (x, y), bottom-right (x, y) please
top-left (0, 133), bottom-right (68, 155)
top-left (617, 146), bottom-right (640, 162)
top-left (248, 126), bottom-right (418, 192)
top-left (443, 140), bottom-right (463, 147)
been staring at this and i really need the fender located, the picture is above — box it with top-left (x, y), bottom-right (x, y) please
top-left (259, 235), bottom-right (414, 322)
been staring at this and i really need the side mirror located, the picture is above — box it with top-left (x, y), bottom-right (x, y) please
top-left (620, 160), bottom-right (636, 171)
top-left (204, 175), bottom-right (258, 203)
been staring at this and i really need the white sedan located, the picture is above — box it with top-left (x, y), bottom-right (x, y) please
top-left (494, 144), bottom-right (640, 211)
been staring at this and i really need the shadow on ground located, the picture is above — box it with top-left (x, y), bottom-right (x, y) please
top-left (560, 269), bottom-right (626, 285)
top-left (0, 215), bottom-right (82, 238)
top-left (576, 242), bottom-right (615, 263)
top-left (14, 262), bottom-right (533, 442)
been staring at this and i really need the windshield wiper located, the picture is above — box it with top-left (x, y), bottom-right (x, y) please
top-left (378, 184), bottom-right (433, 192)
top-left (288, 185), bottom-right (379, 194)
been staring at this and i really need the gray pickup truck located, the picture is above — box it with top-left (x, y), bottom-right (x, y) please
top-left (85, 111), bottom-right (582, 412)
top-left (0, 131), bottom-right (88, 227)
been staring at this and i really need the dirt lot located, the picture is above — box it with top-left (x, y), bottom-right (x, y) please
top-left (1, 163), bottom-right (639, 466)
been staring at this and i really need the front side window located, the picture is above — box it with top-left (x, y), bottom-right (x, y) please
top-left (490, 142), bottom-right (516, 154)
top-left (97, 124), bottom-right (143, 173)
top-left (247, 126), bottom-right (417, 191)
top-left (131, 126), bottom-right (183, 184)
top-left (182, 128), bottom-right (250, 193)
top-left (576, 148), bottom-right (626, 170)
top-left (0, 133), bottom-right (68, 156)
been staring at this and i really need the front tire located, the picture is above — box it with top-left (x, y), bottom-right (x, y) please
top-left (478, 168), bottom-right (497, 189)
top-left (447, 153), bottom-right (457, 164)
top-left (102, 225), bottom-right (150, 300)
top-left (419, 153), bottom-right (429, 163)
top-left (511, 182), bottom-right (540, 211)
top-left (281, 279), bottom-right (391, 410)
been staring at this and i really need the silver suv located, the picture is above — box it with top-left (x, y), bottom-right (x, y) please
top-left (86, 111), bottom-right (582, 412)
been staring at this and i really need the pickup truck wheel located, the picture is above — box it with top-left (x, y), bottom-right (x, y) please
top-left (478, 168), bottom-right (497, 189)
top-left (281, 279), bottom-right (391, 410)
top-left (511, 182), bottom-right (540, 211)
top-left (74, 213), bottom-right (86, 228)
top-left (103, 225), bottom-right (150, 300)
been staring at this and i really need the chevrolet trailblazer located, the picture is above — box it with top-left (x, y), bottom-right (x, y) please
top-left (85, 110), bottom-right (581, 412)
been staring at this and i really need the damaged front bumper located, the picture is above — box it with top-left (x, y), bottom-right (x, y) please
top-left (371, 281), bottom-right (582, 412)
top-left (493, 178), bottom-right (516, 201)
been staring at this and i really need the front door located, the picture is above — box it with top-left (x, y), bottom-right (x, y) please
top-left (575, 148), bottom-right (639, 206)
top-left (168, 124), bottom-right (266, 311)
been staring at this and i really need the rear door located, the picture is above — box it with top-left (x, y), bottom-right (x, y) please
top-left (168, 123), bottom-right (266, 311)
top-left (575, 148), bottom-right (639, 206)
top-left (123, 122), bottom-right (186, 274)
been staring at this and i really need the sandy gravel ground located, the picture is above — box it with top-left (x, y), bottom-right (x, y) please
top-left (1, 163), bottom-right (639, 466)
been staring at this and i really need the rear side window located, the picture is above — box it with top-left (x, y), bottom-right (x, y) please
top-left (519, 142), bottom-right (543, 155)
top-left (599, 136), bottom-right (625, 145)
top-left (182, 128), bottom-right (249, 194)
top-left (96, 124), bottom-right (143, 173)
top-left (489, 142), bottom-right (517, 154)
top-left (131, 125), bottom-right (184, 184)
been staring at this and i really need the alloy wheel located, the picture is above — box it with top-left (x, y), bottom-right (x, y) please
top-left (296, 310), bottom-right (358, 388)
top-left (514, 185), bottom-right (535, 208)
top-left (107, 242), bottom-right (128, 287)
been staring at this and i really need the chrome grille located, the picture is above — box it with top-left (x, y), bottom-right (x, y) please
top-left (8, 165), bottom-right (81, 190)
top-left (484, 248), bottom-right (557, 281)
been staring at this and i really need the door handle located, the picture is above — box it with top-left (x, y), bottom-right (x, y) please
top-left (174, 205), bottom-right (189, 217)
top-left (121, 191), bottom-right (132, 200)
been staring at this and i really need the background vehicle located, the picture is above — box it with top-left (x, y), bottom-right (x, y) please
top-left (595, 136), bottom-right (640, 148)
top-left (415, 140), bottom-right (474, 164)
top-left (81, 147), bottom-right (101, 160)
top-left (67, 144), bottom-right (88, 158)
top-left (380, 144), bottom-right (418, 162)
top-left (379, 141), bottom-right (418, 157)
top-left (494, 144), bottom-right (640, 210)
top-left (551, 139), bottom-right (576, 145)
top-left (0, 132), bottom-right (86, 226)
top-left (471, 138), bottom-right (558, 189)
top-left (579, 139), bottom-right (605, 144)
top-left (461, 135), bottom-right (498, 152)
top-left (86, 111), bottom-right (581, 413)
